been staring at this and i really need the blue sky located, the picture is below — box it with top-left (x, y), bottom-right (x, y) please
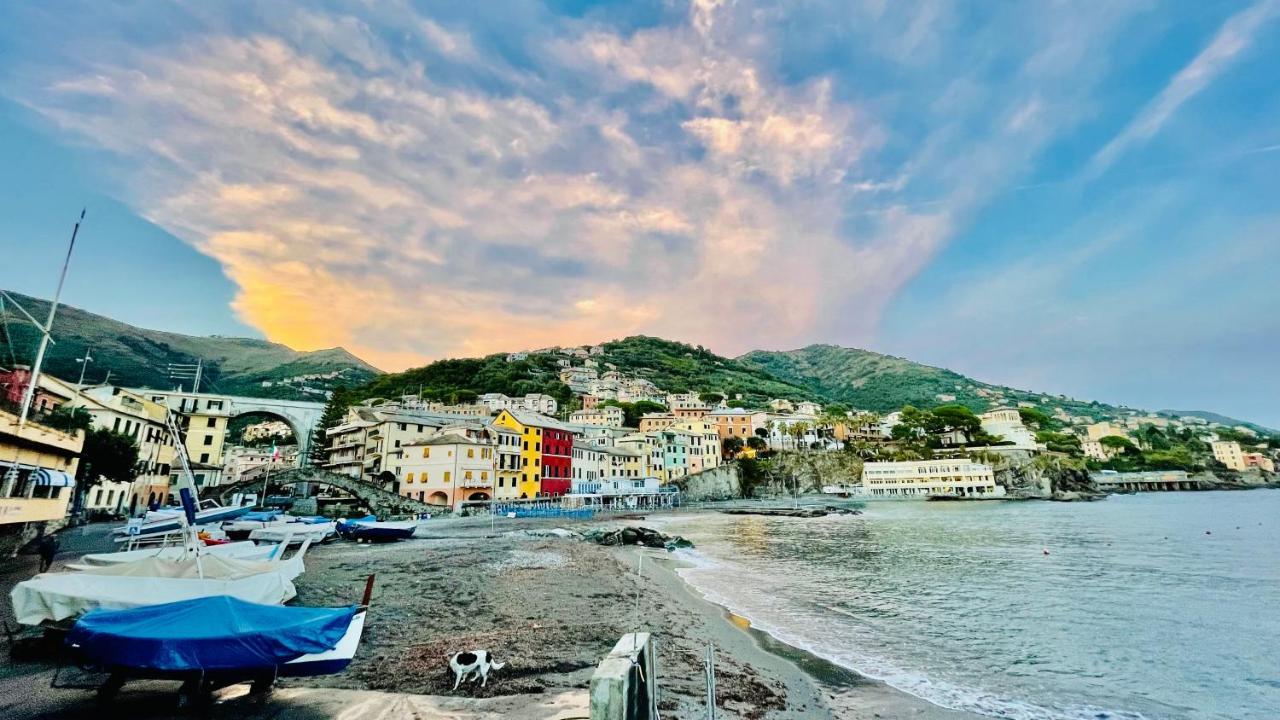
top-left (0, 1), bottom-right (1277, 426)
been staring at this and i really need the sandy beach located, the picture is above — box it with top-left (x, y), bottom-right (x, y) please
top-left (1, 513), bottom-right (985, 719)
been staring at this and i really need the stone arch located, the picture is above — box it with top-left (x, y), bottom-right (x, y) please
top-left (216, 467), bottom-right (437, 517)
top-left (427, 491), bottom-right (449, 506)
top-left (467, 491), bottom-right (491, 501)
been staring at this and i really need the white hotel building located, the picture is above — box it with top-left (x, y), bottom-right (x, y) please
top-left (861, 459), bottom-right (1004, 498)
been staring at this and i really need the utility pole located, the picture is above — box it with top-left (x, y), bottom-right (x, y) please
top-left (2, 210), bottom-right (83, 496)
top-left (75, 347), bottom-right (94, 388)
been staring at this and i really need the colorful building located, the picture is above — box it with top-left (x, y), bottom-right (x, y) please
top-left (397, 432), bottom-right (494, 509)
top-left (1, 404), bottom-right (84, 549)
top-left (1211, 441), bottom-right (1247, 471)
top-left (492, 409), bottom-right (575, 498)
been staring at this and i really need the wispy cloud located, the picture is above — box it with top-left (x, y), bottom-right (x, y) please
top-left (2, 0), bottom-right (1269, 398)
top-left (1085, 0), bottom-right (1280, 178)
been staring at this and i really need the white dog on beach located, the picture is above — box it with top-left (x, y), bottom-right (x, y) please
top-left (449, 650), bottom-right (506, 689)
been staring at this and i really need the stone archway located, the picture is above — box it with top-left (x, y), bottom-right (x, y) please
top-left (216, 468), bottom-right (436, 517)
top-left (467, 491), bottom-right (491, 501)
top-left (427, 491), bottom-right (449, 506)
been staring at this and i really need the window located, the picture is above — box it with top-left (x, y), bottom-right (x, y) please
top-left (422, 447), bottom-right (430, 458)
top-left (203, 435), bottom-right (213, 446)
top-left (206, 417), bottom-right (217, 428)
top-left (481, 471), bottom-right (488, 480)
top-left (200, 453), bottom-right (210, 463)
top-left (465, 471), bottom-right (473, 480)
top-left (406, 473), bottom-right (414, 483)
top-left (467, 448), bottom-right (474, 458)
top-left (113, 417), bottom-right (121, 432)
top-left (444, 471), bottom-right (451, 482)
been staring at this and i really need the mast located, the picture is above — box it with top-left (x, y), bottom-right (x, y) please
top-left (2, 209), bottom-right (83, 495)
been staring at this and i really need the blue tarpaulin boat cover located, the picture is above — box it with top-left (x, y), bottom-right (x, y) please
top-left (68, 596), bottom-right (357, 671)
top-left (241, 510), bottom-right (283, 522)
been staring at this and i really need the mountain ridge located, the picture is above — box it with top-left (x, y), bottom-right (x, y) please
top-left (2, 292), bottom-right (1269, 431)
top-left (0, 290), bottom-right (380, 400)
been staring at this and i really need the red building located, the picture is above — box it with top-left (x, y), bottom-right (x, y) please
top-left (538, 426), bottom-right (574, 497)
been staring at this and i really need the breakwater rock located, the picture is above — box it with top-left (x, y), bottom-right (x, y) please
top-left (584, 526), bottom-right (694, 550)
top-left (720, 505), bottom-right (862, 518)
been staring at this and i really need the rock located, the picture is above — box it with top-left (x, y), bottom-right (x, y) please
top-left (720, 507), bottom-right (828, 518)
top-left (583, 526), bottom-right (693, 550)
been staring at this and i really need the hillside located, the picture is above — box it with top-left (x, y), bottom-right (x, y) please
top-left (1159, 410), bottom-right (1276, 435)
top-left (0, 291), bottom-right (380, 399)
top-left (739, 344), bottom-right (1120, 420)
top-left (345, 336), bottom-right (821, 412)
top-left (598, 336), bottom-right (817, 403)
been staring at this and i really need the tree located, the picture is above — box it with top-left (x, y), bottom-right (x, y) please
top-left (927, 405), bottom-right (982, 442)
top-left (722, 436), bottom-right (745, 458)
top-left (699, 392), bottom-right (725, 406)
top-left (604, 399), bottom-right (667, 428)
top-left (77, 427), bottom-right (139, 488)
top-left (745, 436), bottom-right (767, 452)
top-left (42, 406), bottom-right (92, 433)
top-left (310, 386), bottom-right (354, 466)
top-left (1018, 407), bottom-right (1054, 430)
top-left (1098, 435), bottom-right (1136, 453)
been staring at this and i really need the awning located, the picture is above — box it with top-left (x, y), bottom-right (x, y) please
top-left (32, 469), bottom-right (76, 487)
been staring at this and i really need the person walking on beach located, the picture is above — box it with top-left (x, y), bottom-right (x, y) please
top-left (37, 532), bottom-right (59, 573)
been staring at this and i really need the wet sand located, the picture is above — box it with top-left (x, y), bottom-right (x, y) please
top-left (1, 516), bottom-right (985, 719)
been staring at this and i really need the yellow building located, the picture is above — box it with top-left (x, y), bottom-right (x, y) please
top-left (1, 406), bottom-right (84, 545)
top-left (1211, 441), bottom-right (1248, 471)
top-left (491, 409), bottom-right (576, 499)
top-left (492, 409), bottom-right (544, 499)
top-left (670, 419), bottom-right (722, 474)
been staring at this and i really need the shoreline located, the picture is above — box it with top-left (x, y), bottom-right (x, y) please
top-left (636, 546), bottom-right (986, 719)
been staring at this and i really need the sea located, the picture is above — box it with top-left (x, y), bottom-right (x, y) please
top-left (657, 490), bottom-right (1280, 720)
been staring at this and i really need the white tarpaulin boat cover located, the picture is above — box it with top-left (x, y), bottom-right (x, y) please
top-left (77, 541), bottom-right (269, 567)
top-left (72, 552), bottom-right (306, 583)
top-left (11, 569), bottom-right (297, 625)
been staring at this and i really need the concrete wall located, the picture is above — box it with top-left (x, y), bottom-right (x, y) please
top-left (674, 464), bottom-right (740, 501)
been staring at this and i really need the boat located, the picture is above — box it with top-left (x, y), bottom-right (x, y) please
top-left (10, 557), bottom-right (300, 625)
top-left (64, 581), bottom-right (372, 703)
top-left (249, 520), bottom-right (336, 544)
top-left (75, 540), bottom-right (272, 568)
top-left (335, 516), bottom-right (418, 542)
top-left (220, 510), bottom-right (285, 539)
top-left (112, 499), bottom-right (253, 538)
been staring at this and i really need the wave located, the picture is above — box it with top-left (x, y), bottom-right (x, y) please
top-left (671, 548), bottom-right (1148, 720)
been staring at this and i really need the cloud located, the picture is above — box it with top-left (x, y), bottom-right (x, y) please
top-left (0, 0), bottom-right (1203, 376)
top-left (1085, 0), bottom-right (1280, 177)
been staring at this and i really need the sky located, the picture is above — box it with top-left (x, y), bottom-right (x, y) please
top-left (0, 1), bottom-right (1277, 426)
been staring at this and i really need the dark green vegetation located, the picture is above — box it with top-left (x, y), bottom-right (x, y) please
top-left (0, 291), bottom-right (379, 400)
top-left (352, 353), bottom-right (572, 407)
top-left (600, 336), bottom-right (815, 404)
top-left (1089, 425), bottom-right (1216, 473)
top-left (43, 406), bottom-right (140, 491)
top-left (600, 399), bottom-right (667, 427)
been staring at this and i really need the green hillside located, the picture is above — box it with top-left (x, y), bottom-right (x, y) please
top-left (738, 344), bottom-right (1124, 420)
top-left (598, 336), bottom-right (817, 403)
top-left (0, 290), bottom-right (380, 399)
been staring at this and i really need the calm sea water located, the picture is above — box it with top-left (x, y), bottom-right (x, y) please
top-left (658, 491), bottom-right (1280, 720)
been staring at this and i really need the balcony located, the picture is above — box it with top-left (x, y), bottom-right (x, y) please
top-left (0, 409), bottom-right (85, 456)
